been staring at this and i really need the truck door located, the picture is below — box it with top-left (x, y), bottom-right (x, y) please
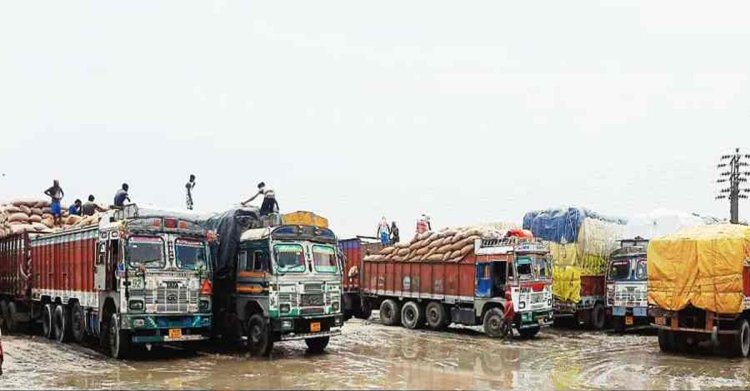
top-left (475, 263), bottom-right (492, 298)
top-left (95, 241), bottom-right (107, 290)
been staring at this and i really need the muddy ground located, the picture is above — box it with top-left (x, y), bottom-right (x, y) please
top-left (2, 318), bottom-right (750, 390)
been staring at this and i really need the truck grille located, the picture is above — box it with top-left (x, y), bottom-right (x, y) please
top-left (301, 293), bottom-right (324, 307)
top-left (300, 307), bottom-right (324, 316)
top-left (144, 287), bottom-right (197, 313)
top-left (304, 283), bottom-right (323, 292)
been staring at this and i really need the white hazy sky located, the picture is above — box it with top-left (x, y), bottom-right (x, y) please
top-left (1, 1), bottom-right (749, 238)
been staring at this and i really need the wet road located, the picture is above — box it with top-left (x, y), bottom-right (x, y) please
top-left (2, 318), bottom-right (750, 390)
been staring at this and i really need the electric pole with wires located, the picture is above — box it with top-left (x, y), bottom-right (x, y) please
top-left (717, 148), bottom-right (750, 224)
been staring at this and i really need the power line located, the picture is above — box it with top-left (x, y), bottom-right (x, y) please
top-left (716, 148), bottom-right (750, 224)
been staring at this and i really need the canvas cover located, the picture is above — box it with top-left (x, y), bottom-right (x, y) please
top-left (648, 224), bottom-right (750, 314)
top-left (198, 207), bottom-right (260, 280)
top-left (523, 207), bottom-right (626, 302)
top-left (625, 209), bottom-right (706, 240)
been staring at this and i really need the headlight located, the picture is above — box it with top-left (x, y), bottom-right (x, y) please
top-left (332, 301), bottom-right (340, 312)
top-left (519, 301), bottom-right (526, 310)
top-left (280, 303), bottom-right (291, 314)
top-left (281, 320), bottom-right (293, 330)
top-left (199, 299), bottom-right (211, 311)
top-left (128, 300), bottom-right (144, 311)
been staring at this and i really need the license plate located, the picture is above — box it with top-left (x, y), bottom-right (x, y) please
top-left (655, 316), bottom-right (666, 326)
top-left (625, 316), bottom-right (634, 326)
top-left (169, 328), bottom-right (182, 339)
top-left (310, 322), bottom-right (321, 333)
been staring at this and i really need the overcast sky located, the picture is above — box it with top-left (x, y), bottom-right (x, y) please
top-left (1, 1), bottom-right (749, 238)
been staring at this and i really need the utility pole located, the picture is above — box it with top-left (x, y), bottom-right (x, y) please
top-left (717, 148), bottom-right (750, 224)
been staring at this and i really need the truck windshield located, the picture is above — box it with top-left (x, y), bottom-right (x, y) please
top-left (274, 243), bottom-right (306, 273)
top-left (515, 257), bottom-right (534, 280)
top-left (127, 236), bottom-right (165, 269)
top-left (312, 244), bottom-right (338, 273)
top-left (175, 239), bottom-right (208, 271)
top-left (608, 259), bottom-right (631, 281)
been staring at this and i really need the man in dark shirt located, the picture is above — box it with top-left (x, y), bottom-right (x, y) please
top-left (82, 195), bottom-right (105, 216)
top-left (114, 183), bottom-right (131, 207)
top-left (68, 199), bottom-right (82, 216)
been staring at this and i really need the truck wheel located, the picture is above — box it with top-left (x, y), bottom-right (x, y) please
top-left (519, 326), bottom-right (540, 339)
top-left (401, 301), bottom-right (425, 329)
top-left (247, 314), bottom-right (273, 357)
top-left (108, 313), bottom-right (131, 359)
top-left (732, 319), bottom-right (750, 358)
top-left (305, 336), bottom-right (330, 354)
top-left (590, 303), bottom-right (606, 330)
top-left (658, 329), bottom-right (673, 353)
top-left (483, 308), bottom-right (506, 338)
top-left (42, 303), bottom-right (54, 339)
top-left (53, 305), bottom-right (72, 343)
top-left (425, 302), bottom-right (449, 330)
top-left (71, 302), bottom-right (86, 343)
top-left (379, 300), bottom-right (401, 326)
top-left (612, 316), bottom-right (626, 334)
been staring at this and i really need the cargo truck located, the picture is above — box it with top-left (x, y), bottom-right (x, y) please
top-left (606, 239), bottom-right (650, 333)
top-left (339, 236), bottom-right (383, 321)
top-left (648, 224), bottom-right (750, 357)
top-left (523, 207), bottom-right (625, 329)
top-left (202, 209), bottom-right (344, 356)
top-left (0, 204), bottom-right (213, 358)
top-left (361, 237), bottom-right (554, 338)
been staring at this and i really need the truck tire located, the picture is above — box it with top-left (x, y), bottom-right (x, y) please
top-left (425, 301), bottom-right (449, 330)
top-left (53, 305), bottom-right (72, 343)
top-left (590, 303), bottom-right (606, 330)
top-left (108, 313), bottom-right (131, 359)
top-left (401, 301), bottom-right (425, 329)
top-left (71, 302), bottom-right (86, 343)
top-left (658, 329), bottom-right (673, 353)
top-left (305, 336), bottom-right (330, 354)
top-left (379, 300), bottom-right (401, 326)
top-left (247, 314), bottom-right (273, 357)
top-left (483, 308), bottom-right (506, 338)
top-left (42, 303), bottom-right (54, 339)
top-left (519, 326), bottom-right (540, 339)
top-left (732, 319), bottom-right (750, 358)
top-left (612, 316), bottom-right (626, 334)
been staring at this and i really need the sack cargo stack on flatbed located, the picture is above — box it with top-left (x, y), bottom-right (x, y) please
top-left (0, 199), bottom-right (103, 238)
top-left (0, 203), bottom-right (214, 359)
top-left (200, 209), bottom-right (344, 356)
top-left (523, 207), bottom-right (626, 329)
top-left (360, 225), bottom-right (554, 338)
top-left (648, 224), bottom-right (750, 357)
top-left (607, 210), bottom-right (707, 332)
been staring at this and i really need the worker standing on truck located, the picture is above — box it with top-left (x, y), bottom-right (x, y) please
top-left (241, 182), bottom-right (266, 207)
top-left (43, 179), bottom-right (64, 226)
top-left (185, 174), bottom-right (196, 210)
top-left (377, 217), bottom-right (390, 245)
top-left (390, 222), bottom-right (400, 245)
top-left (416, 214), bottom-right (431, 235)
top-left (114, 183), bottom-right (131, 207)
top-left (82, 195), bottom-right (106, 216)
top-left (68, 199), bottom-right (82, 216)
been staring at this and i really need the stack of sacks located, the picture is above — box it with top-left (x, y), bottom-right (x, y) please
top-left (523, 206), bottom-right (626, 302)
top-left (363, 224), bottom-right (511, 263)
top-left (0, 199), bottom-right (104, 238)
top-left (625, 209), bottom-right (707, 240)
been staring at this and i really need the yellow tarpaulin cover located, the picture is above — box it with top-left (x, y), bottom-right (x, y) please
top-left (549, 218), bottom-right (623, 302)
top-left (648, 224), bottom-right (750, 314)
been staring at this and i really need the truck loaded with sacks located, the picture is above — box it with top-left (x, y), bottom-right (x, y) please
top-left (648, 224), bottom-right (750, 357)
top-left (201, 209), bottom-right (344, 356)
top-left (0, 203), bottom-right (214, 358)
top-left (523, 207), bottom-right (626, 329)
top-left (360, 226), bottom-right (554, 338)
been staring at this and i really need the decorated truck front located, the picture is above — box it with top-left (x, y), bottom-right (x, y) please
top-left (606, 239), bottom-right (649, 332)
top-left (523, 207), bottom-right (626, 329)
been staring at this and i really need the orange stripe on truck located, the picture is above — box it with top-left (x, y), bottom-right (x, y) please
top-left (236, 285), bottom-right (266, 294)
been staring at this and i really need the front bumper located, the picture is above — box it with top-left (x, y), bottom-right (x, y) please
top-left (272, 314), bottom-right (344, 341)
top-left (611, 306), bottom-right (648, 318)
top-left (516, 310), bottom-right (554, 329)
top-left (122, 314), bottom-right (212, 344)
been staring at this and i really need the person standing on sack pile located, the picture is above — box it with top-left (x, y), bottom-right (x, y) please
top-left (185, 174), bottom-right (196, 210)
top-left (114, 183), bottom-right (131, 208)
top-left (82, 195), bottom-right (106, 216)
top-left (416, 214), bottom-right (431, 235)
top-left (43, 179), bottom-right (64, 226)
top-left (377, 217), bottom-right (390, 245)
top-left (68, 199), bottom-right (82, 216)
top-left (390, 222), bottom-right (400, 245)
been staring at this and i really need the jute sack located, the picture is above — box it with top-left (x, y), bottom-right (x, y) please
top-left (30, 208), bottom-right (43, 216)
top-left (9, 213), bottom-right (29, 223)
top-left (379, 247), bottom-right (395, 255)
top-left (28, 215), bottom-right (42, 223)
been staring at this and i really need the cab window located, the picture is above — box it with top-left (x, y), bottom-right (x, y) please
top-left (312, 244), bottom-right (338, 273)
